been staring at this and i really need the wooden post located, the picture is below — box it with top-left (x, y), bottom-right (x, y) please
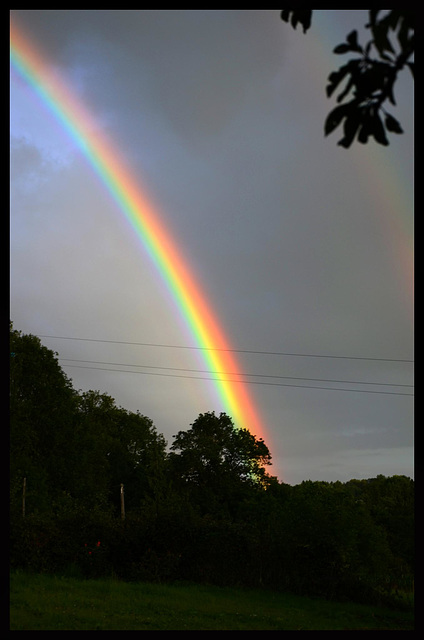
top-left (120, 483), bottom-right (125, 521)
top-left (22, 477), bottom-right (26, 518)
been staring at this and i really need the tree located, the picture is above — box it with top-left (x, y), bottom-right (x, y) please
top-left (281, 10), bottom-right (414, 147)
top-left (10, 324), bottom-right (78, 511)
top-left (75, 390), bottom-right (167, 512)
top-left (169, 411), bottom-right (273, 516)
top-left (9, 326), bottom-right (167, 515)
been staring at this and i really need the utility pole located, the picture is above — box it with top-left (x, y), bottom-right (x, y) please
top-left (22, 477), bottom-right (26, 518)
top-left (120, 483), bottom-right (125, 521)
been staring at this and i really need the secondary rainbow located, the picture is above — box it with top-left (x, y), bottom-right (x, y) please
top-left (10, 19), bottom-right (268, 442)
top-left (312, 11), bottom-right (414, 310)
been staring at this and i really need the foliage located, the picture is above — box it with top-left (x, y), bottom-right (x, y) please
top-left (10, 325), bottom-right (414, 606)
top-left (10, 324), bottom-right (167, 516)
top-left (10, 324), bottom-right (78, 508)
top-left (169, 411), bottom-right (274, 516)
top-left (74, 390), bottom-right (167, 513)
top-left (281, 10), bottom-right (414, 147)
top-left (281, 9), bottom-right (312, 34)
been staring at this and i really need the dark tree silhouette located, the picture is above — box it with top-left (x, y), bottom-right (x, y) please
top-left (281, 10), bottom-right (414, 148)
top-left (10, 325), bottom-right (414, 602)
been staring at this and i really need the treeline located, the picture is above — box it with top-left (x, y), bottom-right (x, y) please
top-left (10, 325), bottom-right (414, 606)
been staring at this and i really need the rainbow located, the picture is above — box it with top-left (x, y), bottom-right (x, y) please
top-left (312, 11), bottom-right (414, 310)
top-left (10, 19), bottom-right (268, 442)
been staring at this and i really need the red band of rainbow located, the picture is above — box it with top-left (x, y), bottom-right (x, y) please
top-left (10, 19), bottom-right (268, 443)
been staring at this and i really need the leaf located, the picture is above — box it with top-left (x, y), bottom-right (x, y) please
top-left (361, 112), bottom-right (389, 146)
top-left (372, 22), bottom-right (395, 57)
top-left (326, 64), bottom-right (352, 98)
top-left (386, 81), bottom-right (397, 106)
top-left (366, 9), bottom-right (381, 29)
top-left (334, 31), bottom-right (363, 55)
top-left (372, 114), bottom-right (389, 145)
top-left (346, 30), bottom-right (363, 53)
top-left (324, 103), bottom-right (351, 137)
top-left (384, 113), bottom-right (403, 134)
top-left (357, 117), bottom-right (371, 144)
top-left (397, 14), bottom-right (414, 51)
top-left (333, 43), bottom-right (351, 54)
top-left (336, 75), bottom-right (355, 103)
top-left (280, 10), bottom-right (312, 33)
top-left (337, 113), bottom-right (361, 148)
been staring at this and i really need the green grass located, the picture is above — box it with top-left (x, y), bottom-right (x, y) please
top-left (10, 571), bottom-right (414, 630)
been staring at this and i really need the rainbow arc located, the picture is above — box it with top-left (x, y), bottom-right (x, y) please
top-left (10, 19), bottom-right (267, 442)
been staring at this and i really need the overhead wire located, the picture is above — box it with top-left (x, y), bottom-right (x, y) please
top-left (33, 333), bottom-right (413, 396)
top-left (38, 334), bottom-right (414, 363)
top-left (59, 358), bottom-right (414, 389)
top-left (60, 361), bottom-right (414, 397)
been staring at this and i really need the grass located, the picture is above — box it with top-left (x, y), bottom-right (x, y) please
top-left (10, 571), bottom-right (414, 630)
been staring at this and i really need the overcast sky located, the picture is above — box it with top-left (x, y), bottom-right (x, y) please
top-left (10, 10), bottom-right (414, 485)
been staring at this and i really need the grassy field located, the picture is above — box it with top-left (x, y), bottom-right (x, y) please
top-left (10, 571), bottom-right (414, 630)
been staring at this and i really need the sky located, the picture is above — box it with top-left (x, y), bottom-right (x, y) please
top-left (10, 10), bottom-right (414, 485)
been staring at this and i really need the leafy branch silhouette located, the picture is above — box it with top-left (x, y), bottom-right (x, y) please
top-left (281, 10), bottom-right (414, 148)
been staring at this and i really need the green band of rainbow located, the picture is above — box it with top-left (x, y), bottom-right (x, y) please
top-left (10, 19), bottom-right (267, 442)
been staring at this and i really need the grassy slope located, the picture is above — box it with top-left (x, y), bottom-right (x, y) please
top-left (9, 572), bottom-right (414, 631)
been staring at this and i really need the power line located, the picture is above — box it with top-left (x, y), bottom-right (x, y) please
top-left (38, 334), bottom-right (414, 363)
top-left (60, 358), bottom-right (414, 389)
top-left (61, 363), bottom-right (414, 397)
